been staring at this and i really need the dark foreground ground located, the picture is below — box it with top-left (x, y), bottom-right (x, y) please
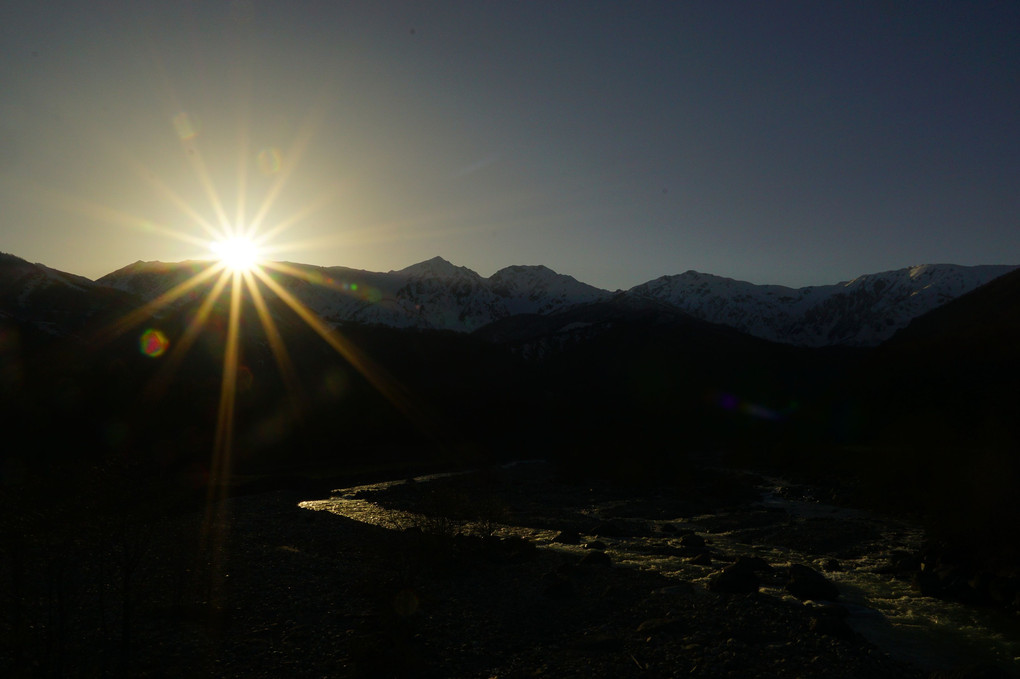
top-left (3, 463), bottom-right (1014, 678)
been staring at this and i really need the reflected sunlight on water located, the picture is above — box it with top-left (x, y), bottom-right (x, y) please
top-left (300, 464), bottom-right (1020, 674)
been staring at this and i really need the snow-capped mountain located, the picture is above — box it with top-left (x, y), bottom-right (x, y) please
top-left (385, 257), bottom-right (508, 330)
top-left (627, 264), bottom-right (1019, 347)
top-left (0, 252), bottom-right (136, 338)
top-left (97, 256), bottom-right (610, 333)
top-left (488, 265), bottom-right (609, 315)
top-left (74, 256), bottom-right (1020, 347)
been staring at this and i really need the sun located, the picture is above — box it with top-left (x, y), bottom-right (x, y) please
top-left (210, 236), bottom-right (261, 272)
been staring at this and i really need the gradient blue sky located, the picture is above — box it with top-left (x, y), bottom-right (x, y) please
top-left (1, 1), bottom-right (1017, 290)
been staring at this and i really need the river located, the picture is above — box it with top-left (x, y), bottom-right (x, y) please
top-left (300, 461), bottom-right (1020, 675)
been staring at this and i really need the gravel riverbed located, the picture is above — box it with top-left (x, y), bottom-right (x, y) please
top-left (21, 462), bottom-right (1014, 678)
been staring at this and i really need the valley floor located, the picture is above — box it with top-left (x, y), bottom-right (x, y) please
top-left (5, 461), bottom-right (1016, 678)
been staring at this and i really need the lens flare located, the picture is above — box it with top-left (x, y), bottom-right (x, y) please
top-left (257, 147), bottom-right (282, 175)
top-left (74, 85), bottom-right (443, 601)
top-left (50, 75), bottom-right (443, 624)
top-left (172, 112), bottom-right (199, 141)
top-left (710, 390), bottom-right (786, 422)
top-left (140, 328), bottom-right (170, 357)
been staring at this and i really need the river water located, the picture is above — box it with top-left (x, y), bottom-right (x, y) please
top-left (300, 461), bottom-right (1020, 675)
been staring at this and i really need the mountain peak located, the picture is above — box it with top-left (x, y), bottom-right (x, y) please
top-left (395, 256), bottom-right (481, 280)
top-left (488, 264), bottom-right (608, 315)
top-left (489, 264), bottom-right (563, 284)
top-left (493, 263), bottom-right (554, 274)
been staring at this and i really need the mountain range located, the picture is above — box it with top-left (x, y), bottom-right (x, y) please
top-left (4, 249), bottom-right (1020, 569)
top-left (39, 255), bottom-right (1011, 348)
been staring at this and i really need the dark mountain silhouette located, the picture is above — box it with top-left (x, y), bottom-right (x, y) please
top-left (711, 267), bottom-right (1017, 605)
top-left (3, 252), bottom-right (1014, 486)
top-left (4, 251), bottom-right (1020, 679)
top-left (97, 257), bottom-right (1018, 346)
top-left (841, 267), bottom-right (1020, 462)
top-left (1, 258), bottom-right (542, 486)
top-left (0, 252), bottom-right (139, 340)
top-left (1, 253), bottom-right (851, 492)
top-left (469, 293), bottom-right (865, 482)
top-left (628, 264), bottom-right (1018, 347)
top-left (2, 253), bottom-right (1017, 545)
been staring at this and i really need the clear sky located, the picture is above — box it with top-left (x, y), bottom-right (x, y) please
top-left (1, 1), bottom-right (1017, 290)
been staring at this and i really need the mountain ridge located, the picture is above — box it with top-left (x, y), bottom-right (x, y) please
top-left (92, 257), bottom-right (1017, 347)
top-left (626, 263), bottom-right (1018, 347)
top-left (0, 252), bottom-right (138, 340)
top-left (3, 252), bottom-right (1015, 347)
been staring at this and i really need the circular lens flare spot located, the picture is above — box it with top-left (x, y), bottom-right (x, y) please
top-left (140, 329), bottom-right (170, 357)
top-left (211, 236), bottom-right (261, 271)
top-left (257, 147), bottom-right (282, 175)
top-left (172, 112), bottom-right (199, 141)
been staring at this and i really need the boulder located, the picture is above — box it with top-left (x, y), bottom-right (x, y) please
top-left (579, 551), bottom-right (612, 567)
top-left (708, 564), bottom-right (759, 595)
top-left (551, 530), bottom-right (581, 545)
top-left (679, 533), bottom-right (708, 555)
top-left (786, 564), bottom-right (839, 601)
top-left (819, 558), bottom-right (843, 572)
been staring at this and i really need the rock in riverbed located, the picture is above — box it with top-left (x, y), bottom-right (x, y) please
top-left (786, 563), bottom-right (840, 601)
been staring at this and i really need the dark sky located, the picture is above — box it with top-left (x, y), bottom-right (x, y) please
top-left (1, 1), bottom-right (1017, 289)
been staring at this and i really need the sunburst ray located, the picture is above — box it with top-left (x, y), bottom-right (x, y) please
top-left (140, 267), bottom-right (234, 400)
top-left (246, 103), bottom-right (327, 237)
top-left (93, 262), bottom-right (227, 347)
top-left (240, 268), bottom-right (307, 422)
top-left (250, 266), bottom-right (439, 442)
